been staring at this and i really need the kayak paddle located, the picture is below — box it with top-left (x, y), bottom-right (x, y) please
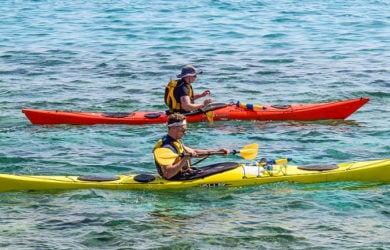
top-left (206, 111), bottom-right (214, 123)
top-left (154, 143), bottom-right (259, 166)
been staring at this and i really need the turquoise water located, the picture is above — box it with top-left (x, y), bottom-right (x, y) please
top-left (1, 0), bottom-right (389, 248)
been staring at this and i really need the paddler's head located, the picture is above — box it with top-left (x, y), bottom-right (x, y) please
top-left (177, 64), bottom-right (203, 84)
top-left (167, 113), bottom-right (187, 139)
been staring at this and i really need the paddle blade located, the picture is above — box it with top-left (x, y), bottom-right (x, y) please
top-left (239, 143), bottom-right (259, 160)
top-left (154, 148), bottom-right (179, 166)
top-left (206, 111), bottom-right (214, 123)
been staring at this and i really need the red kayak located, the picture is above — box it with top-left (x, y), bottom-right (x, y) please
top-left (22, 97), bottom-right (369, 125)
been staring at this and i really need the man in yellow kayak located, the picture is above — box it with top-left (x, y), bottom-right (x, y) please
top-left (164, 65), bottom-right (213, 113)
top-left (153, 113), bottom-right (229, 180)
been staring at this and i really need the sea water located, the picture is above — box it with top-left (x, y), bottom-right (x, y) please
top-left (1, 0), bottom-right (389, 248)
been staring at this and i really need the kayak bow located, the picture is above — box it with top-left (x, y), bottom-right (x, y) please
top-left (22, 97), bottom-right (369, 125)
top-left (0, 158), bottom-right (388, 192)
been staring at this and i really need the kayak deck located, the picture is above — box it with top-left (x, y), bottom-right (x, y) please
top-left (0, 158), bottom-right (388, 192)
top-left (22, 97), bottom-right (369, 125)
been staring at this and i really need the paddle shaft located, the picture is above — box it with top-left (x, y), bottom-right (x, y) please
top-left (180, 150), bottom-right (239, 166)
top-left (154, 143), bottom-right (258, 166)
top-left (180, 150), bottom-right (238, 157)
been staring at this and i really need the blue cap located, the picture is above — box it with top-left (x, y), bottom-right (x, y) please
top-left (176, 65), bottom-right (203, 78)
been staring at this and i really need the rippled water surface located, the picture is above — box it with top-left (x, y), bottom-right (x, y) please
top-left (1, 0), bottom-right (389, 249)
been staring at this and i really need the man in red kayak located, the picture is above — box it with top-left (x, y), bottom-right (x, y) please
top-left (153, 113), bottom-right (229, 180)
top-left (164, 65), bottom-right (213, 113)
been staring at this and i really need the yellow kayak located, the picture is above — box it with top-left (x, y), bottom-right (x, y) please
top-left (0, 158), bottom-right (389, 192)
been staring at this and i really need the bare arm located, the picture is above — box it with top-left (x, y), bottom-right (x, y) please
top-left (160, 146), bottom-right (229, 179)
top-left (161, 155), bottom-right (191, 179)
top-left (180, 96), bottom-right (212, 112)
top-left (194, 90), bottom-right (211, 100)
top-left (185, 145), bottom-right (230, 157)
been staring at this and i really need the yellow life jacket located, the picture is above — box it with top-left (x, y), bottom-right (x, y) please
top-left (153, 136), bottom-right (191, 178)
top-left (164, 80), bottom-right (194, 113)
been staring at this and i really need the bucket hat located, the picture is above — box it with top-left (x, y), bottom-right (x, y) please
top-left (176, 65), bottom-right (203, 78)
